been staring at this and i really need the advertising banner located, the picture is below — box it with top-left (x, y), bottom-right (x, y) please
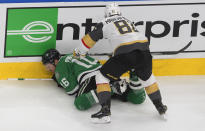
top-left (4, 2), bottom-right (205, 58)
top-left (0, 0), bottom-right (154, 3)
top-left (1, 1), bottom-right (205, 79)
top-left (5, 8), bottom-right (58, 57)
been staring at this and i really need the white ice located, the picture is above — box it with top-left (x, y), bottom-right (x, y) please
top-left (0, 76), bottom-right (205, 131)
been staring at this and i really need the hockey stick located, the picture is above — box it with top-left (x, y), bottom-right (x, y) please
top-left (88, 41), bottom-right (192, 56)
top-left (151, 40), bottom-right (192, 55)
top-left (88, 53), bottom-right (112, 56)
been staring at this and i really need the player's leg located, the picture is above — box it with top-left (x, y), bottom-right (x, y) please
top-left (91, 71), bottom-right (111, 123)
top-left (142, 74), bottom-right (167, 115)
top-left (126, 88), bottom-right (146, 104)
top-left (91, 55), bottom-right (130, 123)
top-left (74, 75), bottom-right (124, 111)
top-left (104, 50), bottom-right (147, 104)
top-left (74, 90), bottom-right (99, 111)
top-left (134, 50), bottom-right (167, 115)
top-left (74, 76), bottom-right (99, 110)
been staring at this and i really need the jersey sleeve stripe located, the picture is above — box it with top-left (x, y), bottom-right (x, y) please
top-left (81, 39), bottom-right (90, 49)
top-left (81, 34), bottom-right (96, 49)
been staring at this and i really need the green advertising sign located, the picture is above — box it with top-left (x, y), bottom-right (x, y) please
top-left (5, 8), bottom-right (58, 57)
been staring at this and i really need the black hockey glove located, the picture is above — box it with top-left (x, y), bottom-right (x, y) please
top-left (110, 79), bottom-right (127, 95)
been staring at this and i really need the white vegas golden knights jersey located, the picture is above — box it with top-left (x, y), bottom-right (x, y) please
top-left (102, 15), bottom-right (147, 46)
top-left (80, 15), bottom-right (150, 56)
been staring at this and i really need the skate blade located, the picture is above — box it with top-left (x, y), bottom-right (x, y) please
top-left (159, 113), bottom-right (168, 121)
top-left (91, 116), bottom-right (111, 124)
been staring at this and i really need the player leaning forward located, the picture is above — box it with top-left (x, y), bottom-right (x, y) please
top-left (74, 3), bottom-right (167, 123)
top-left (42, 49), bottom-right (146, 111)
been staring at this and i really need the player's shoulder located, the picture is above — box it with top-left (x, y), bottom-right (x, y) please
top-left (64, 53), bottom-right (73, 58)
top-left (57, 54), bottom-right (73, 65)
top-left (55, 54), bottom-right (73, 74)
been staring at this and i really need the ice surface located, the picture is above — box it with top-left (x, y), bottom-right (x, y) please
top-left (0, 76), bottom-right (205, 131)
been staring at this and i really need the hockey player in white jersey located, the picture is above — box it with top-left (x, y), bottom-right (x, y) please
top-left (74, 3), bottom-right (167, 123)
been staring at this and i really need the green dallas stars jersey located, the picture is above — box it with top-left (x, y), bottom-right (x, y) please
top-left (54, 54), bottom-right (101, 95)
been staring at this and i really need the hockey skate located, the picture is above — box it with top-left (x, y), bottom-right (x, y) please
top-left (157, 104), bottom-right (167, 115)
top-left (91, 105), bottom-right (111, 124)
top-left (155, 103), bottom-right (168, 120)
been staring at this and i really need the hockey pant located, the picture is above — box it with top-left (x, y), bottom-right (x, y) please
top-left (74, 76), bottom-right (146, 111)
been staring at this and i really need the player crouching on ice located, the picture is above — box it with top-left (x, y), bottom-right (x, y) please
top-left (42, 49), bottom-right (146, 113)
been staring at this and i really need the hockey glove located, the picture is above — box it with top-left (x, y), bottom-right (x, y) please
top-left (110, 79), bottom-right (128, 95)
top-left (73, 48), bottom-right (86, 59)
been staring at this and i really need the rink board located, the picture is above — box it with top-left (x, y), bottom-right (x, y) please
top-left (1, 1), bottom-right (205, 79)
top-left (1, 58), bottom-right (205, 79)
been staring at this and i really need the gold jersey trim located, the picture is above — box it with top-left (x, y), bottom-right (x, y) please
top-left (114, 39), bottom-right (148, 54)
top-left (82, 34), bottom-right (96, 48)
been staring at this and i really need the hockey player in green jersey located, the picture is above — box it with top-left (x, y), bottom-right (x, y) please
top-left (42, 49), bottom-right (146, 111)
